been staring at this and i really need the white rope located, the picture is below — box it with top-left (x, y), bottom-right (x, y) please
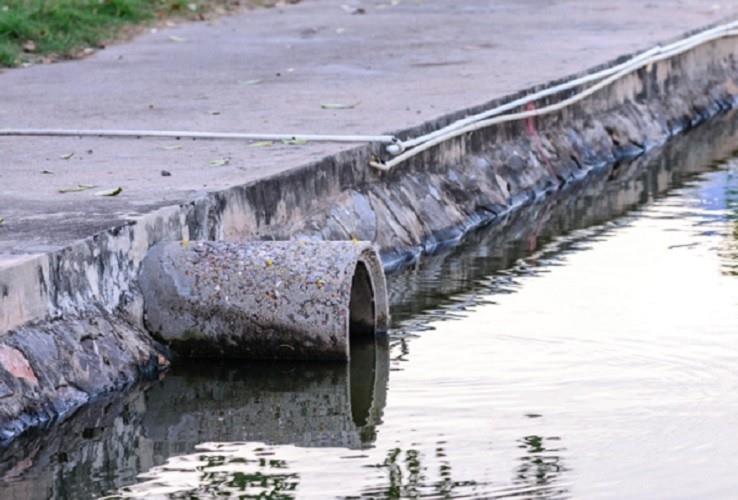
top-left (2, 20), bottom-right (736, 166)
top-left (374, 23), bottom-right (738, 170)
top-left (397, 19), bottom-right (738, 152)
top-left (0, 128), bottom-right (398, 144)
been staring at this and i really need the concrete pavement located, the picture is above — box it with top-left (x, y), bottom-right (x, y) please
top-left (1, 0), bottom-right (737, 258)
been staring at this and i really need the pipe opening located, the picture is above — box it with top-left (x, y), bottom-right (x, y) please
top-left (349, 261), bottom-right (376, 339)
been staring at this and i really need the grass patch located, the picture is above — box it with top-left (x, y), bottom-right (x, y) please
top-left (0, 0), bottom-right (272, 67)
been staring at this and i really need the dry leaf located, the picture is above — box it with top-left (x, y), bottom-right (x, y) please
top-left (282, 138), bottom-right (308, 145)
top-left (169, 35), bottom-right (186, 43)
top-left (340, 5), bottom-right (366, 14)
top-left (320, 102), bottom-right (359, 110)
top-left (59, 184), bottom-right (95, 193)
top-left (209, 158), bottom-right (230, 167)
top-left (95, 187), bottom-right (123, 197)
top-left (240, 79), bottom-right (262, 86)
top-left (60, 152), bottom-right (74, 160)
top-left (249, 141), bottom-right (273, 148)
top-left (162, 145), bottom-right (182, 151)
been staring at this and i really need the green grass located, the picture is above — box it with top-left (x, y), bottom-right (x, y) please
top-left (0, 0), bottom-right (261, 67)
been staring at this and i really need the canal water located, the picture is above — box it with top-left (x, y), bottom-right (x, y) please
top-left (1, 111), bottom-right (738, 499)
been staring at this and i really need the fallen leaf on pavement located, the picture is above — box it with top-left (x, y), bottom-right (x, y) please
top-left (340, 5), bottom-right (366, 14)
top-left (320, 102), bottom-right (359, 110)
top-left (60, 152), bottom-right (74, 160)
top-left (209, 158), bottom-right (230, 167)
top-left (95, 187), bottom-right (123, 197)
top-left (249, 141), bottom-right (273, 148)
top-left (282, 138), bottom-right (308, 145)
top-left (59, 184), bottom-right (95, 193)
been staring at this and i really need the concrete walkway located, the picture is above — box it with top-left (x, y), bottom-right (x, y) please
top-left (1, 0), bottom-right (737, 260)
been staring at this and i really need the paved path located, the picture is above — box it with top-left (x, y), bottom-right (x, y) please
top-left (1, 0), bottom-right (737, 258)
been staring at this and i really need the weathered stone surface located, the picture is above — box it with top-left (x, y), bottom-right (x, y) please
top-left (0, 314), bottom-right (168, 446)
top-left (0, 346), bottom-right (38, 386)
top-left (139, 240), bottom-right (389, 360)
top-left (388, 108), bottom-right (738, 318)
top-left (254, 40), bottom-right (738, 269)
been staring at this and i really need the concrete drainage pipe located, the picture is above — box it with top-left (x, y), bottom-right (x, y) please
top-left (139, 240), bottom-right (389, 361)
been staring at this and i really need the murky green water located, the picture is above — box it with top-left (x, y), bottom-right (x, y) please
top-left (2, 113), bottom-right (738, 499)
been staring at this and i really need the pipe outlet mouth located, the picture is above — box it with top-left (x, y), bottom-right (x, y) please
top-left (350, 261), bottom-right (376, 339)
top-left (139, 240), bottom-right (389, 361)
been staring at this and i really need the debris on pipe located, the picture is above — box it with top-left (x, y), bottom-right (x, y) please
top-left (139, 240), bottom-right (389, 361)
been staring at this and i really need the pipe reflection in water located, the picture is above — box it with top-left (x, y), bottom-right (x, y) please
top-left (142, 337), bottom-right (388, 454)
top-left (0, 337), bottom-right (389, 499)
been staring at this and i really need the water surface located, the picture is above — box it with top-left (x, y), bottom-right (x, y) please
top-left (1, 113), bottom-right (738, 499)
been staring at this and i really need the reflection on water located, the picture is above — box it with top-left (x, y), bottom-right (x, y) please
top-left (142, 339), bottom-right (387, 453)
top-left (1, 110), bottom-right (738, 499)
top-left (0, 339), bottom-right (389, 499)
top-left (389, 110), bottom-right (738, 327)
top-left (513, 435), bottom-right (567, 498)
top-left (120, 442), bottom-right (303, 498)
top-left (724, 168), bottom-right (738, 276)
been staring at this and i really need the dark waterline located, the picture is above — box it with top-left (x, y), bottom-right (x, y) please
top-left (1, 111), bottom-right (737, 499)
